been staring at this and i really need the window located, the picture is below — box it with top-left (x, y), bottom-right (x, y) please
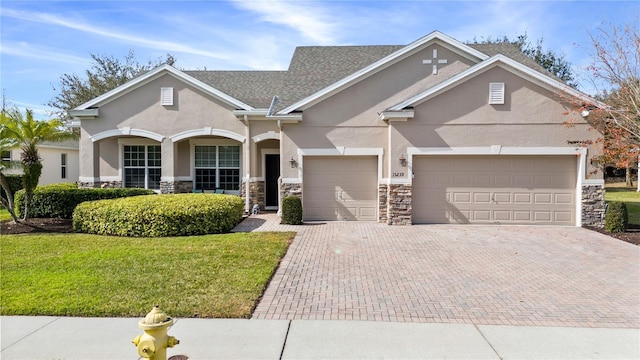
top-left (489, 82), bottom-right (505, 105)
top-left (194, 145), bottom-right (240, 191)
top-left (123, 145), bottom-right (161, 189)
top-left (1, 150), bottom-right (11, 163)
top-left (61, 153), bottom-right (67, 179)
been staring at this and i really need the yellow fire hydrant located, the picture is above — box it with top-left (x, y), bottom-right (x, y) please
top-left (132, 305), bottom-right (179, 360)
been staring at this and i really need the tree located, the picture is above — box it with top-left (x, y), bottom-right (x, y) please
top-left (0, 134), bottom-right (20, 223)
top-left (584, 22), bottom-right (639, 187)
top-left (48, 51), bottom-right (176, 119)
top-left (0, 108), bottom-right (77, 219)
top-left (470, 33), bottom-right (577, 87)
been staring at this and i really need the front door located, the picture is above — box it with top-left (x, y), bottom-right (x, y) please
top-left (265, 154), bottom-right (280, 209)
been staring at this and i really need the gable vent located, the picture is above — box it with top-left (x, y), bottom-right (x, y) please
top-left (489, 82), bottom-right (505, 105)
top-left (161, 87), bottom-right (174, 106)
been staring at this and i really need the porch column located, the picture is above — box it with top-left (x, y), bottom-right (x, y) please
top-left (243, 124), bottom-right (251, 213)
top-left (78, 135), bottom-right (99, 188)
top-left (160, 138), bottom-right (176, 194)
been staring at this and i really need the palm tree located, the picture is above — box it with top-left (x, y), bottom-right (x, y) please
top-left (0, 108), bottom-right (77, 219)
top-left (0, 136), bottom-right (20, 222)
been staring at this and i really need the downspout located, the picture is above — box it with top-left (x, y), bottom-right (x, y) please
top-left (243, 114), bottom-right (251, 213)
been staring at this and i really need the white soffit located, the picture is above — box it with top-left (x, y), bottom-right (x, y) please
top-left (74, 64), bottom-right (254, 111)
top-left (278, 31), bottom-right (489, 115)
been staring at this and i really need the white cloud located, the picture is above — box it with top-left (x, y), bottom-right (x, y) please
top-left (229, 0), bottom-right (340, 45)
top-left (0, 41), bottom-right (89, 65)
top-left (1, 8), bottom-right (234, 61)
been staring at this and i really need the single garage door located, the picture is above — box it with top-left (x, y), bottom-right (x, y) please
top-left (303, 156), bottom-right (378, 221)
top-left (413, 155), bottom-right (577, 225)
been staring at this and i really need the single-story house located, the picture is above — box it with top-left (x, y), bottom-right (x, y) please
top-left (2, 139), bottom-right (79, 185)
top-left (70, 31), bottom-right (605, 226)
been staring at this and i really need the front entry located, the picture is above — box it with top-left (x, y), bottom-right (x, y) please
top-left (265, 154), bottom-right (280, 209)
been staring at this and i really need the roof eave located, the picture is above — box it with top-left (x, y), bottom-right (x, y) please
top-left (74, 64), bottom-right (255, 112)
top-left (278, 30), bottom-right (489, 115)
top-left (389, 55), bottom-right (606, 111)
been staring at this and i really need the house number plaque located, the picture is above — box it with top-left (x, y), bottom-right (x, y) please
top-left (392, 172), bottom-right (405, 177)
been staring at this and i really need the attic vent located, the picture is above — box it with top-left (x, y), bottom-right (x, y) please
top-left (489, 83), bottom-right (505, 105)
top-left (161, 87), bottom-right (174, 106)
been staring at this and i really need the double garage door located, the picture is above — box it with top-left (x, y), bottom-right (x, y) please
top-left (301, 155), bottom-right (577, 225)
top-left (413, 155), bottom-right (577, 225)
top-left (303, 156), bottom-right (378, 221)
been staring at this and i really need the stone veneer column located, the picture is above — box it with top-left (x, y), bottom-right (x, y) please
top-left (387, 184), bottom-right (412, 225)
top-left (378, 184), bottom-right (388, 223)
top-left (280, 181), bottom-right (302, 202)
top-left (582, 184), bottom-right (605, 228)
top-left (250, 181), bottom-right (265, 210)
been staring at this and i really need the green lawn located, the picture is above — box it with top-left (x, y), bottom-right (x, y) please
top-left (0, 208), bottom-right (11, 221)
top-left (605, 187), bottom-right (640, 225)
top-left (0, 232), bottom-right (294, 318)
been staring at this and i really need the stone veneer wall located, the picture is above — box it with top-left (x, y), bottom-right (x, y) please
top-left (248, 181), bottom-right (265, 210)
top-left (582, 184), bottom-right (605, 228)
top-left (280, 182), bottom-right (302, 202)
top-left (78, 180), bottom-right (123, 189)
top-left (387, 184), bottom-right (412, 225)
top-left (378, 184), bottom-right (388, 223)
top-left (160, 181), bottom-right (192, 194)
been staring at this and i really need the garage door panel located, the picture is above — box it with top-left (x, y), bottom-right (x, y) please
top-left (413, 155), bottom-right (576, 225)
top-left (303, 156), bottom-right (377, 221)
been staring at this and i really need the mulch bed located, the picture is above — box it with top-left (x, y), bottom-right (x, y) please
top-left (1, 218), bottom-right (74, 234)
top-left (1, 218), bottom-right (639, 245)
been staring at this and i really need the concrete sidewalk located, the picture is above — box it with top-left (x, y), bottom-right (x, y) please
top-left (2, 316), bottom-right (638, 359)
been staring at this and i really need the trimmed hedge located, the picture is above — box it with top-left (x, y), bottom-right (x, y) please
top-left (281, 196), bottom-right (303, 225)
top-left (73, 193), bottom-right (245, 237)
top-left (604, 201), bottom-right (628, 233)
top-left (15, 183), bottom-right (154, 219)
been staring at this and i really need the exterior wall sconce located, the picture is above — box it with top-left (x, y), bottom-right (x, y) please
top-left (289, 157), bottom-right (297, 168)
top-left (399, 154), bottom-right (407, 167)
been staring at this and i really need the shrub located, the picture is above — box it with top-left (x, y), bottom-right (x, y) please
top-left (0, 175), bottom-right (23, 202)
top-left (73, 193), bottom-right (244, 237)
top-left (604, 201), bottom-right (628, 233)
top-left (281, 196), bottom-right (303, 225)
top-left (15, 184), bottom-right (154, 219)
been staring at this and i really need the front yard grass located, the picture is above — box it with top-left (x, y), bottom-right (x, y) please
top-left (0, 232), bottom-right (294, 318)
top-left (0, 208), bottom-right (11, 221)
top-left (605, 187), bottom-right (640, 226)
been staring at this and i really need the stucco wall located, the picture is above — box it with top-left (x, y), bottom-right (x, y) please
top-left (4, 146), bottom-right (78, 185)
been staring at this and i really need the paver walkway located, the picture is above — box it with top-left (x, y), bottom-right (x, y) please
top-left (235, 214), bottom-right (640, 328)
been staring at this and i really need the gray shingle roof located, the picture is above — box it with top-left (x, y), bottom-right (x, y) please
top-left (182, 42), bottom-right (558, 110)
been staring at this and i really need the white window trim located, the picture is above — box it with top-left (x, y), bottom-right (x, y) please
top-left (1, 150), bottom-right (12, 162)
top-left (189, 139), bottom-right (243, 194)
top-left (61, 153), bottom-right (67, 179)
top-left (117, 138), bottom-right (162, 190)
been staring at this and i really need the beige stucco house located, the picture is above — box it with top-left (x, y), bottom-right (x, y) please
top-left (70, 31), bottom-right (605, 226)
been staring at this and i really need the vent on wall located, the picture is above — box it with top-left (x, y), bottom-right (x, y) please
top-left (489, 82), bottom-right (505, 105)
top-left (161, 87), bottom-right (174, 106)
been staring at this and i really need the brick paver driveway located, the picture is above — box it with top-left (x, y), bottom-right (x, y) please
top-left (238, 215), bottom-right (640, 327)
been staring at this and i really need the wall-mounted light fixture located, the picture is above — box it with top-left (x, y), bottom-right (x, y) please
top-left (399, 154), bottom-right (407, 167)
top-left (289, 157), bottom-right (297, 168)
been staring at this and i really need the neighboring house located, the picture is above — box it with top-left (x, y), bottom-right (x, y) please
top-left (2, 139), bottom-right (79, 185)
top-left (70, 31), bottom-right (604, 226)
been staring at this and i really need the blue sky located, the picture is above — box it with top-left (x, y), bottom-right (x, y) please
top-left (1, 0), bottom-right (637, 119)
